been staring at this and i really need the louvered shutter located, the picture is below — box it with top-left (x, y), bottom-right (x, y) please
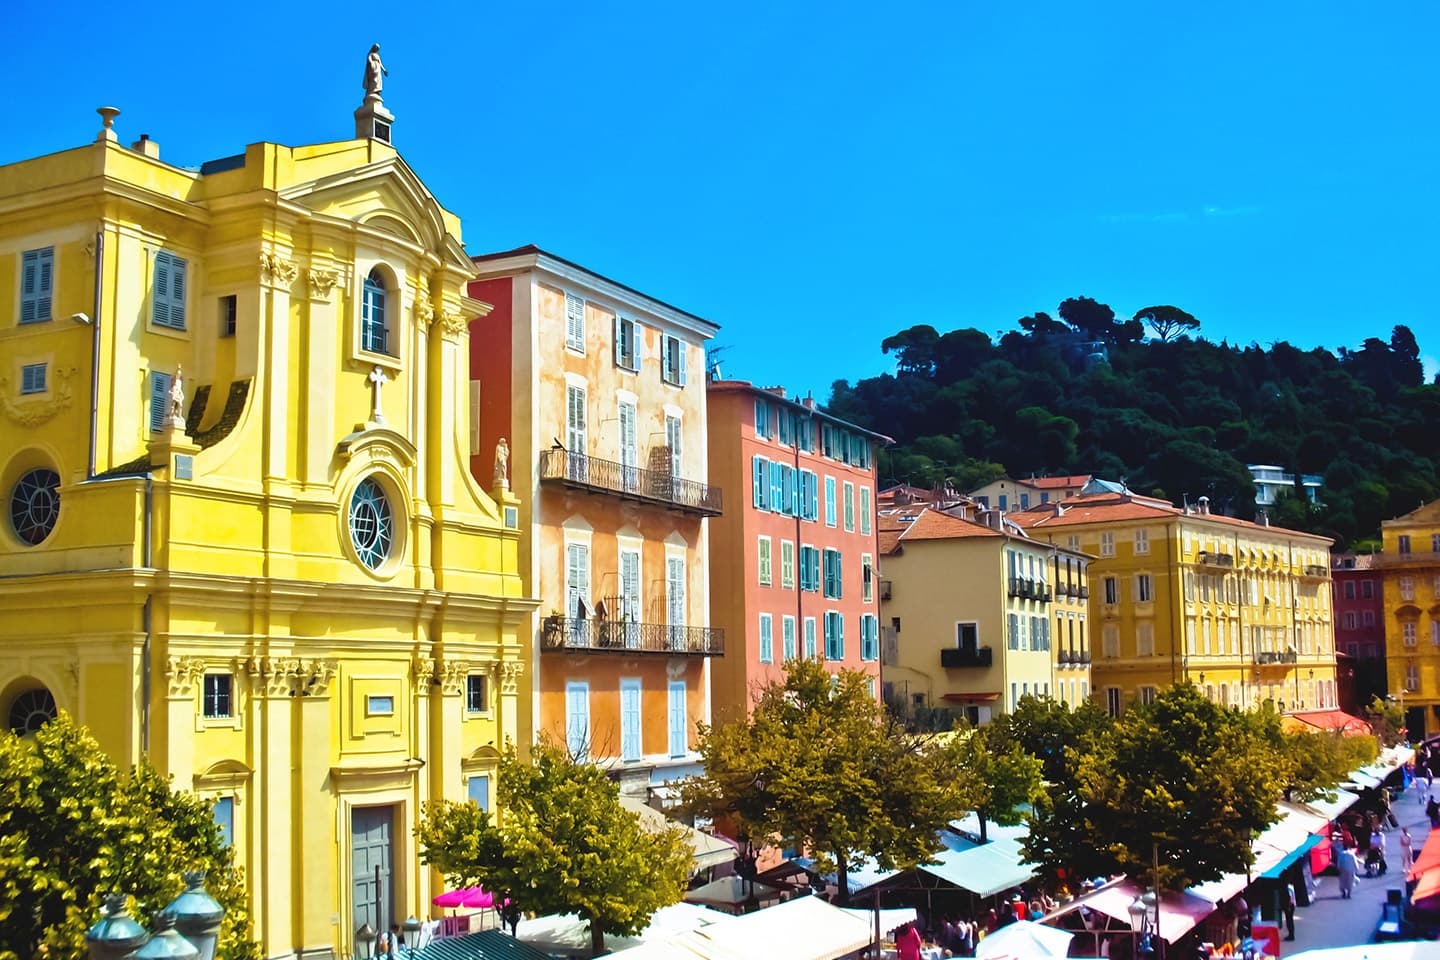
top-left (613, 315), bottom-right (622, 366)
top-left (149, 371), bottom-right (173, 434)
top-left (621, 681), bottom-right (642, 761)
top-left (153, 252), bottom-right (171, 327)
top-left (19, 250), bottom-right (37, 324)
top-left (752, 457), bottom-right (764, 508)
top-left (565, 293), bottom-right (585, 351)
top-left (169, 255), bottom-right (187, 328)
top-left (677, 341), bottom-right (687, 386)
top-left (668, 682), bottom-right (687, 757)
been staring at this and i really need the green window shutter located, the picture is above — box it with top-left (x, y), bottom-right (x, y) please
top-left (170, 255), bottom-right (187, 328)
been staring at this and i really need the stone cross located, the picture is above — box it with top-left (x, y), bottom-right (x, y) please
top-left (368, 366), bottom-right (388, 424)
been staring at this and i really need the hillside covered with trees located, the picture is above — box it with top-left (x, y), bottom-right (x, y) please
top-left (826, 297), bottom-right (1439, 548)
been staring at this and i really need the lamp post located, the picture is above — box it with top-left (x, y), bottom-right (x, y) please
top-left (355, 923), bottom-right (377, 959)
top-left (403, 916), bottom-right (422, 951)
top-left (87, 893), bottom-right (149, 960)
top-left (165, 872), bottom-right (224, 960)
top-left (87, 881), bottom-right (225, 960)
top-left (133, 912), bottom-right (198, 960)
top-left (1128, 895), bottom-right (1151, 959)
top-left (735, 832), bottom-right (759, 913)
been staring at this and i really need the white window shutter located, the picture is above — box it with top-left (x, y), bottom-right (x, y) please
top-left (613, 315), bottom-right (622, 366)
top-left (678, 341), bottom-right (688, 386)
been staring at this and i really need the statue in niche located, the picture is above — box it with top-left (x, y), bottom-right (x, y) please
top-left (363, 44), bottom-right (388, 99)
top-left (494, 437), bottom-right (510, 488)
top-left (168, 365), bottom-right (186, 428)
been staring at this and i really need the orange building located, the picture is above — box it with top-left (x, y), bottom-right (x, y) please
top-left (467, 247), bottom-right (721, 794)
top-left (706, 381), bottom-right (887, 720)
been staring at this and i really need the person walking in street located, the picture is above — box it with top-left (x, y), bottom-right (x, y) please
top-left (1282, 884), bottom-right (1297, 941)
top-left (1401, 828), bottom-right (1415, 872)
top-left (897, 921), bottom-right (924, 960)
top-left (1337, 846), bottom-right (1359, 899)
top-left (1371, 825), bottom-right (1388, 875)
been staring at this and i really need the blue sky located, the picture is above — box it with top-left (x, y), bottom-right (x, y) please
top-left (6, 1), bottom-right (1436, 395)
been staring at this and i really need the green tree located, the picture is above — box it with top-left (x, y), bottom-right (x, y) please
top-left (1077, 685), bottom-right (1288, 890)
top-left (681, 659), bottom-right (971, 904)
top-left (945, 719), bottom-right (1043, 842)
top-left (419, 743), bottom-right (691, 958)
top-left (0, 713), bottom-right (257, 960)
top-left (1365, 695), bottom-right (1408, 747)
top-left (1133, 305), bottom-right (1200, 342)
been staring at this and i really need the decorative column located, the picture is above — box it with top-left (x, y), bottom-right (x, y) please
top-left (259, 254), bottom-right (299, 579)
top-left (497, 661), bottom-right (524, 762)
top-left (294, 658), bottom-right (338, 954)
top-left (247, 656), bottom-right (301, 952)
top-left (436, 660), bottom-right (468, 803)
top-left (302, 265), bottom-right (342, 484)
top-left (162, 656), bottom-right (205, 791)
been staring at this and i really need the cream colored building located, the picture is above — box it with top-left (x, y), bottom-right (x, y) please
top-left (1013, 491), bottom-right (1335, 716)
top-left (878, 506), bottom-right (1091, 724)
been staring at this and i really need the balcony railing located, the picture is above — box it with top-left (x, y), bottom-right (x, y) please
top-left (1198, 551), bottom-right (1235, 568)
top-left (1058, 649), bottom-right (1093, 666)
top-left (941, 647), bottom-right (993, 669)
top-left (1253, 649), bottom-right (1298, 665)
top-left (541, 616), bottom-right (724, 657)
top-left (1371, 551), bottom-right (1440, 568)
top-left (1078, 585), bottom-right (1089, 599)
top-left (1008, 577), bottom-right (1052, 602)
top-left (538, 449), bottom-right (722, 517)
top-left (1302, 564), bottom-right (1329, 578)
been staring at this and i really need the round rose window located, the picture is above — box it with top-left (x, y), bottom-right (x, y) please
top-left (349, 477), bottom-right (393, 569)
top-left (9, 468), bottom-right (60, 545)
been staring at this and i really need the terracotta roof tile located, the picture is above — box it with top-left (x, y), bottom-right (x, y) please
top-left (1025, 474), bottom-right (1092, 489)
top-left (898, 509), bottom-right (1003, 541)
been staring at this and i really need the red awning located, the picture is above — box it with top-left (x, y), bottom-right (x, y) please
top-left (1282, 710), bottom-right (1372, 736)
top-left (1410, 837), bottom-right (1440, 903)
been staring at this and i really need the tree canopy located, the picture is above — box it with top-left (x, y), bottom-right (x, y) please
top-left (831, 300), bottom-right (1438, 547)
top-left (681, 659), bottom-right (992, 903)
top-left (0, 713), bottom-right (257, 960)
top-left (418, 743), bottom-right (691, 957)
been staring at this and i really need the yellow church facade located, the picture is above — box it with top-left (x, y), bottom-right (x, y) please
top-left (1379, 499), bottom-right (1440, 736)
top-left (0, 109), bottom-right (533, 958)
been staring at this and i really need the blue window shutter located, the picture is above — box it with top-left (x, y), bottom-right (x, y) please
top-left (752, 457), bottom-right (763, 508)
top-left (20, 249), bottom-right (37, 324)
top-left (169, 255), bottom-right (187, 328)
top-left (153, 251), bottom-right (171, 327)
top-left (149, 371), bottom-right (173, 433)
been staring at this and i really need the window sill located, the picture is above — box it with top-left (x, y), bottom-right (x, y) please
top-left (147, 323), bottom-right (192, 341)
top-left (357, 348), bottom-right (402, 374)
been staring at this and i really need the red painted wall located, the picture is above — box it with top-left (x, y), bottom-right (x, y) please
top-left (466, 277), bottom-right (514, 485)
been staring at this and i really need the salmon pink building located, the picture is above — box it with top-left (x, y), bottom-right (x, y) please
top-left (467, 246), bottom-right (720, 795)
top-left (706, 380), bottom-right (888, 720)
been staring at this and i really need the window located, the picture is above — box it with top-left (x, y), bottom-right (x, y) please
top-left (366, 695), bottom-right (394, 716)
top-left (755, 398), bottom-right (771, 439)
top-left (1401, 577), bottom-right (1415, 601)
top-left (799, 546), bottom-right (820, 592)
top-left (801, 470), bottom-right (819, 521)
top-left (825, 477), bottom-right (837, 527)
top-left (770, 461), bottom-right (785, 512)
top-left (824, 611), bottom-right (845, 660)
top-left (9, 468), bottom-right (60, 546)
top-left (803, 617), bottom-right (817, 659)
top-left (1068, 535), bottom-right (1081, 552)
top-left (203, 674), bottom-right (232, 719)
top-left (614, 315), bottom-right (639, 370)
top-left (1100, 532), bottom-right (1115, 557)
top-left (213, 797), bottom-right (234, 847)
top-left (666, 414), bottom-right (683, 483)
top-left (1343, 612), bottom-right (1357, 630)
top-left (467, 775), bottom-right (491, 812)
top-left (860, 487), bottom-right (872, 535)
top-left (360, 267), bottom-right (386, 351)
top-left (862, 554), bottom-right (874, 603)
top-left (661, 335), bottom-right (687, 386)
top-left (843, 482), bottom-right (855, 532)
top-left (823, 548), bottom-right (843, 599)
top-left (759, 614), bottom-right (774, 663)
top-left (860, 615), bottom-right (879, 661)
top-left (621, 679), bottom-right (642, 761)
top-left (466, 675), bottom-right (487, 713)
top-left (1135, 574), bottom-right (1153, 603)
top-left (1432, 621), bottom-right (1440, 647)
top-left (1135, 529), bottom-right (1150, 555)
top-left (1433, 534), bottom-right (1440, 553)
top-left (1404, 622), bottom-right (1417, 647)
top-left (1019, 493), bottom-right (1030, 510)
top-left (618, 401), bottom-right (638, 486)
top-left (778, 410), bottom-right (792, 446)
top-left (220, 294), bottom-right (237, 337)
top-left (1407, 663), bottom-right (1420, 692)
top-left (758, 536), bottom-right (772, 586)
top-left (956, 622), bottom-right (979, 652)
top-left (1106, 687), bottom-right (1122, 717)
top-left (780, 540), bottom-right (795, 590)
top-left (1103, 576), bottom-right (1119, 605)
top-left (782, 616), bottom-right (797, 660)
top-left (999, 495), bottom-right (1008, 511)
top-left (668, 682), bottom-right (687, 757)
top-left (667, 554), bottom-right (687, 637)
top-left (565, 292), bottom-right (586, 352)
top-left (20, 247), bottom-right (54, 324)
top-left (565, 542), bottom-right (590, 619)
top-left (349, 477), bottom-right (394, 570)
top-left (1344, 580), bottom-right (1355, 599)
top-left (566, 682), bottom-right (590, 760)
top-left (1137, 622), bottom-right (1154, 657)
top-left (20, 363), bottom-right (46, 395)
top-left (1139, 686), bottom-right (1157, 705)
top-left (752, 456), bottom-right (770, 510)
top-left (1103, 624), bottom-right (1119, 658)
top-left (1363, 610), bottom-right (1375, 627)
top-left (1399, 535), bottom-right (1412, 555)
top-left (1362, 580), bottom-right (1374, 599)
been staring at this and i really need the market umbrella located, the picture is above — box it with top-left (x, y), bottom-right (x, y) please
top-left (976, 919), bottom-right (1074, 959)
top-left (432, 887), bottom-right (495, 909)
top-left (683, 875), bottom-right (780, 909)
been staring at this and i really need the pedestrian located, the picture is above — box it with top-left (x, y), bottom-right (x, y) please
top-left (898, 921), bottom-right (924, 960)
top-left (1234, 894), bottom-right (1251, 938)
top-left (1282, 884), bottom-right (1296, 941)
top-left (1381, 786), bottom-right (1398, 828)
top-left (1371, 825), bottom-right (1388, 874)
top-left (1401, 828), bottom-right (1415, 872)
top-left (375, 925), bottom-right (395, 958)
top-left (1428, 796), bottom-right (1440, 828)
top-left (501, 897), bottom-right (521, 937)
top-left (1337, 846), bottom-right (1358, 899)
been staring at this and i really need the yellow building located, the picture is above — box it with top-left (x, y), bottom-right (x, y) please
top-left (0, 97), bottom-right (533, 958)
top-left (1378, 499), bottom-right (1440, 736)
top-left (877, 503), bottom-right (1092, 724)
top-left (1013, 490), bottom-right (1335, 716)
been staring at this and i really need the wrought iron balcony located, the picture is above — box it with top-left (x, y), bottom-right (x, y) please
top-left (1253, 649), bottom-right (1298, 665)
top-left (537, 449), bottom-right (722, 517)
top-left (1198, 551), bottom-right (1235, 568)
top-left (1078, 585), bottom-right (1089, 599)
top-left (541, 616), bottom-right (724, 657)
top-left (1058, 649), bottom-right (1092, 666)
top-left (1302, 564), bottom-right (1329, 578)
top-left (940, 647), bottom-right (993, 669)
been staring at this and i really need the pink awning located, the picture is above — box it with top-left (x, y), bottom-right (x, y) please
top-left (1082, 882), bottom-right (1218, 944)
top-left (432, 887), bottom-right (495, 909)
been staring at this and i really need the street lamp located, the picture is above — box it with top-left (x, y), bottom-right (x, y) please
top-left (133, 912), bottom-right (199, 960)
top-left (1128, 895), bottom-right (1150, 958)
top-left (355, 923), bottom-right (377, 959)
top-left (403, 916), bottom-right (422, 949)
top-left (87, 893), bottom-right (149, 960)
top-left (166, 872), bottom-right (224, 960)
top-left (735, 831), bottom-right (760, 912)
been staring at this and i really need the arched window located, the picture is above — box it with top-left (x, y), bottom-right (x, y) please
top-left (362, 268), bottom-right (389, 354)
top-left (9, 468), bottom-right (60, 545)
top-left (9, 686), bottom-right (56, 735)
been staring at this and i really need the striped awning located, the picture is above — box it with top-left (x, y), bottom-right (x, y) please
top-left (414, 930), bottom-right (554, 960)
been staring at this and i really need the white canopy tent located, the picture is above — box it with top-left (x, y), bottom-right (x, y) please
top-left (623, 895), bottom-right (880, 960)
top-left (975, 919), bottom-right (1074, 959)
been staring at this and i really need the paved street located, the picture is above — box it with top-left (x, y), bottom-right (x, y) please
top-left (1285, 782), bottom-right (1430, 955)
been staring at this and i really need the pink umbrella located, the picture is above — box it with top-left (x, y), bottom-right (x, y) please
top-left (432, 887), bottom-right (495, 909)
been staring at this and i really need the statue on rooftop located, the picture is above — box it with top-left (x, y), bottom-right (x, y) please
top-left (363, 44), bottom-right (388, 99)
top-left (168, 365), bottom-right (186, 429)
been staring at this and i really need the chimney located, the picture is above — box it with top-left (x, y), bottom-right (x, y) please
top-left (1197, 495), bottom-right (1210, 516)
top-left (982, 509), bottom-right (1004, 531)
top-left (802, 394), bottom-right (816, 411)
top-left (130, 133), bottom-right (160, 159)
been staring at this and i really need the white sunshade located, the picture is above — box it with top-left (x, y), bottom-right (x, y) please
top-left (684, 875), bottom-right (781, 908)
top-left (976, 919), bottom-right (1074, 959)
top-left (619, 797), bottom-right (737, 872)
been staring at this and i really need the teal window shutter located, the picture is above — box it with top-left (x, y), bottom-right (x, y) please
top-left (152, 251), bottom-right (188, 330)
top-left (20, 247), bottom-right (54, 324)
top-left (752, 457), bottom-right (764, 508)
top-left (149, 370), bottom-right (173, 433)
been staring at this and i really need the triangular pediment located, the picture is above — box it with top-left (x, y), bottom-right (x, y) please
top-left (278, 154), bottom-right (471, 273)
